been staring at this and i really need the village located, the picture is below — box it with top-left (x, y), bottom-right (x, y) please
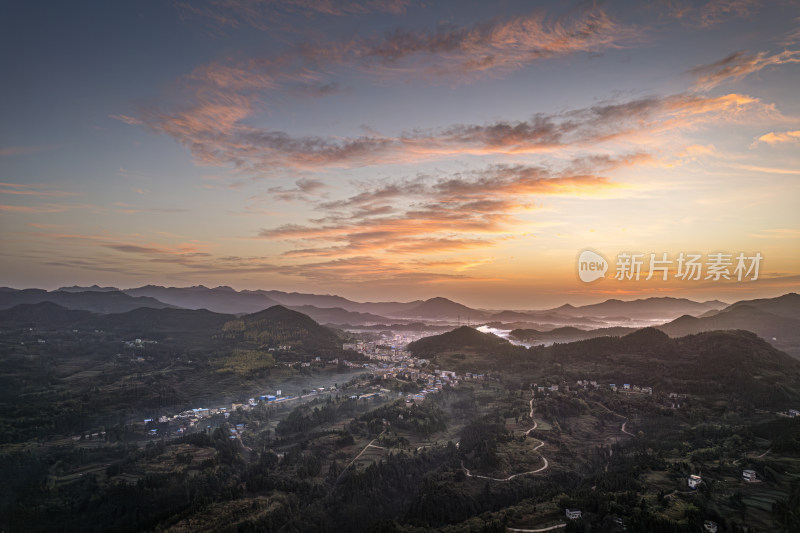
top-left (112, 330), bottom-right (800, 465)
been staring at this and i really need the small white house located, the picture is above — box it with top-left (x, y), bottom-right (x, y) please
top-left (565, 508), bottom-right (582, 520)
top-left (742, 469), bottom-right (757, 482)
top-left (789, 409), bottom-right (800, 417)
top-left (703, 520), bottom-right (718, 532)
top-left (688, 475), bottom-right (702, 489)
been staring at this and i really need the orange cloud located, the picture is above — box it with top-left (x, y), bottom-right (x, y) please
top-left (0, 182), bottom-right (78, 198)
top-left (138, 85), bottom-right (775, 174)
top-left (176, 0), bottom-right (409, 32)
top-left (690, 49), bottom-right (800, 90)
top-left (662, 0), bottom-right (762, 28)
top-left (132, 6), bottom-right (643, 174)
top-left (752, 130), bottom-right (800, 145)
top-left (259, 164), bottom-right (629, 262)
top-left (354, 8), bottom-right (636, 77)
top-left (0, 203), bottom-right (92, 214)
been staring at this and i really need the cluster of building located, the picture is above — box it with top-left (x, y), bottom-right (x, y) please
top-left (344, 334), bottom-right (425, 357)
top-left (277, 356), bottom-right (364, 369)
top-left (687, 469), bottom-right (760, 490)
top-left (142, 390), bottom-right (296, 437)
top-left (344, 340), bottom-right (489, 404)
top-left (122, 338), bottom-right (157, 348)
top-left (532, 380), bottom-right (653, 395)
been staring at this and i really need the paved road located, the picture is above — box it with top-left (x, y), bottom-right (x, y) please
top-left (336, 430), bottom-right (386, 484)
top-left (462, 397), bottom-right (550, 482)
top-left (507, 523), bottom-right (566, 532)
top-left (593, 400), bottom-right (636, 437)
top-left (621, 421), bottom-right (635, 436)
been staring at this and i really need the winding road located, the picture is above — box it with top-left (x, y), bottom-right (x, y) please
top-left (620, 421), bottom-right (636, 437)
top-left (462, 398), bottom-right (551, 482)
top-left (593, 400), bottom-right (636, 437)
top-left (507, 524), bottom-right (566, 532)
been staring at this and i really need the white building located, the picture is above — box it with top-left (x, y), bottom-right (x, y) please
top-left (688, 475), bottom-right (702, 489)
top-left (742, 469), bottom-right (757, 482)
top-left (565, 508), bottom-right (582, 520)
top-left (703, 520), bottom-right (718, 532)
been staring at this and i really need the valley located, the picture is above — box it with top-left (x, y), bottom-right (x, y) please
top-left (1, 291), bottom-right (799, 531)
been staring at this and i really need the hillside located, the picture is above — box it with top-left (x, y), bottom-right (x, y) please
top-left (713, 292), bottom-right (800, 320)
top-left (406, 326), bottom-right (510, 355)
top-left (285, 305), bottom-right (391, 325)
top-left (0, 289), bottom-right (175, 314)
top-left (398, 297), bottom-right (486, 320)
top-left (0, 302), bottom-right (95, 327)
top-left (549, 328), bottom-right (800, 407)
top-left (256, 290), bottom-right (361, 310)
top-left (221, 305), bottom-right (342, 355)
top-left (490, 310), bottom-right (607, 327)
top-left (551, 297), bottom-right (727, 320)
top-left (97, 307), bottom-right (233, 342)
top-left (509, 325), bottom-right (638, 344)
top-left (656, 303), bottom-right (800, 358)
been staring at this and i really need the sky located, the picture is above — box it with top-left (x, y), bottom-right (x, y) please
top-left (1, 0), bottom-right (799, 308)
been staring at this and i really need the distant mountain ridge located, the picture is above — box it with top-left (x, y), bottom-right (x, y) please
top-left (124, 285), bottom-right (279, 314)
top-left (28, 284), bottom-right (735, 323)
top-left (58, 285), bottom-right (119, 293)
top-left (283, 305), bottom-right (391, 325)
top-left (0, 288), bottom-right (177, 314)
top-left (710, 292), bottom-right (800, 320)
top-left (552, 297), bottom-right (727, 319)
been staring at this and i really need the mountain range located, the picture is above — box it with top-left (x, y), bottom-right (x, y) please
top-left (35, 285), bottom-right (730, 321)
top-left (2, 284), bottom-right (798, 357)
top-left (0, 288), bottom-right (176, 314)
top-left (656, 293), bottom-right (800, 357)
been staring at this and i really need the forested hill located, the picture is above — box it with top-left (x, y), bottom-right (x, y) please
top-left (549, 328), bottom-right (800, 408)
top-left (221, 305), bottom-right (343, 355)
top-left (406, 326), bottom-right (511, 355)
top-left (0, 302), bottom-right (94, 326)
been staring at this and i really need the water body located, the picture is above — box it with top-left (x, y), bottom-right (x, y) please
top-left (476, 325), bottom-right (539, 347)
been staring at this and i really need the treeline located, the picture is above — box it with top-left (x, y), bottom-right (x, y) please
top-left (350, 400), bottom-right (448, 438)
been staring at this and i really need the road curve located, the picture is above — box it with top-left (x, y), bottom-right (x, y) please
top-left (507, 523), bottom-right (566, 532)
top-left (462, 397), bottom-right (549, 482)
